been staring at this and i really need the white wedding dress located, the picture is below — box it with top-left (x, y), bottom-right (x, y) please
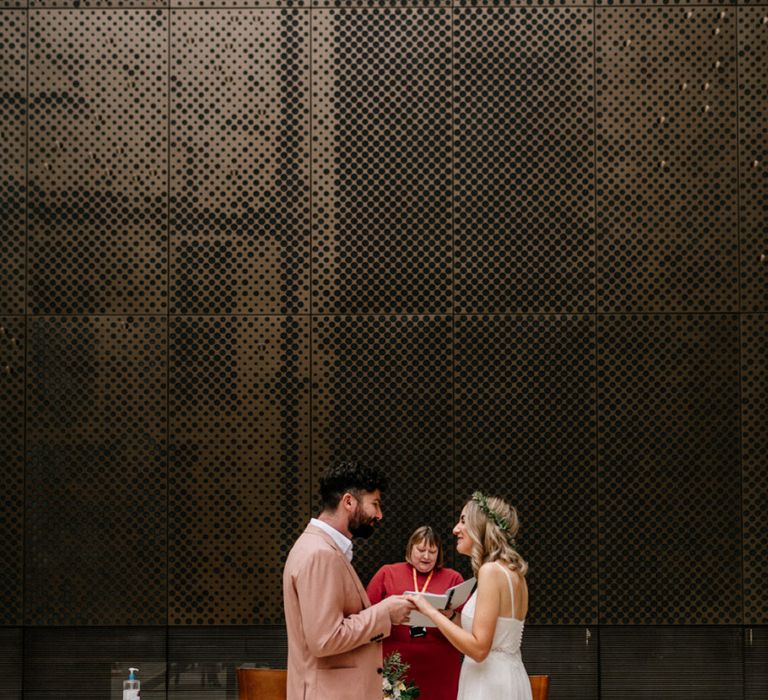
top-left (456, 562), bottom-right (533, 700)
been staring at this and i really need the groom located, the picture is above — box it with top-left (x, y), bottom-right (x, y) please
top-left (283, 462), bottom-right (414, 700)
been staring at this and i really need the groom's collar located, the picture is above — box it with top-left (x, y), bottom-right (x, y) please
top-left (310, 517), bottom-right (354, 562)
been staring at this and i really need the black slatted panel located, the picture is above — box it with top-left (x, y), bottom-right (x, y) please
top-left (522, 626), bottom-right (598, 700)
top-left (24, 627), bottom-right (166, 700)
top-left (26, 317), bottom-right (167, 625)
top-left (598, 314), bottom-right (742, 624)
top-left (454, 315), bottom-right (597, 624)
top-left (600, 626), bottom-right (743, 700)
top-left (745, 627), bottom-right (768, 700)
top-left (168, 626), bottom-right (287, 700)
top-left (0, 628), bottom-right (22, 700)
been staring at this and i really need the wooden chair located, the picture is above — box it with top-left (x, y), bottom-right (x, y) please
top-left (236, 667), bottom-right (549, 700)
top-left (236, 667), bottom-right (287, 700)
top-left (530, 674), bottom-right (551, 700)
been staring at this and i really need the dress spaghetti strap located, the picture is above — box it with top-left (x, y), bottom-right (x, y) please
top-left (494, 561), bottom-right (516, 616)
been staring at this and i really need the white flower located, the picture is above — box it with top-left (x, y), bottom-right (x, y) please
top-left (382, 678), bottom-right (392, 691)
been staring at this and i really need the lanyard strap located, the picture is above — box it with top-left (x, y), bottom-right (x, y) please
top-left (412, 566), bottom-right (434, 593)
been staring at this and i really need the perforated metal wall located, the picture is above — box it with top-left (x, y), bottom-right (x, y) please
top-left (28, 10), bottom-right (168, 314)
top-left (455, 8), bottom-right (595, 313)
top-left (169, 316), bottom-right (309, 625)
top-left (0, 13), bottom-right (25, 315)
top-left (0, 6), bottom-right (765, 696)
top-left (312, 9), bottom-right (452, 314)
top-left (455, 315), bottom-right (597, 625)
top-left (26, 317), bottom-right (167, 625)
top-left (312, 315), bottom-right (454, 585)
top-left (0, 318), bottom-right (24, 625)
top-left (170, 10), bottom-right (309, 314)
top-left (739, 8), bottom-right (768, 312)
top-left (597, 314), bottom-right (742, 624)
top-left (596, 7), bottom-right (738, 313)
top-left (742, 314), bottom-right (767, 626)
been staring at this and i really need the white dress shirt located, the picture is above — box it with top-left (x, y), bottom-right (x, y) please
top-left (310, 517), bottom-right (354, 562)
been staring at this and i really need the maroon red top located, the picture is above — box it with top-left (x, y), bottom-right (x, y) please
top-left (367, 562), bottom-right (464, 700)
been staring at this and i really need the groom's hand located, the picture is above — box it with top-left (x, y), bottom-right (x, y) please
top-left (380, 595), bottom-right (415, 625)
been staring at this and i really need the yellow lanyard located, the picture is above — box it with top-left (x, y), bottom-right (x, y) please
top-left (412, 566), bottom-right (434, 593)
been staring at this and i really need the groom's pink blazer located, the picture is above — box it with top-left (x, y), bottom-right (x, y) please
top-left (283, 523), bottom-right (392, 700)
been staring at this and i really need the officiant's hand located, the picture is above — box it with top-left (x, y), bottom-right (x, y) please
top-left (380, 595), bottom-right (416, 625)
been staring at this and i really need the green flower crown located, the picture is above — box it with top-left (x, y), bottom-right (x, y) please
top-left (472, 491), bottom-right (511, 534)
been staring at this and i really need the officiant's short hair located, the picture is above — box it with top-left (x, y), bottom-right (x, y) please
top-left (319, 461), bottom-right (388, 510)
top-left (405, 526), bottom-right (445, 569)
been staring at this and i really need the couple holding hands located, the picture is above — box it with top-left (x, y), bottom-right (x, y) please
top-left (283, 462), bottom-right (532, 700)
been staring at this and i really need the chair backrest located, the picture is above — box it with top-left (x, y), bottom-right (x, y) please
top-left (236, 667), bottom-right (287, 700)
top-left (529, 674), bottom-right (551, 700)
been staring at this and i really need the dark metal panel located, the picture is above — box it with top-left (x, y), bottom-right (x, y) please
top-left (600, 626), bottom-right (743, 700)
top-left (170, 10), bottom-right (309, 312)
top-left (168, 317), bottom-right (310, 625)
top-left (598, 314), bottom-right (741, 624)
top-left (28, 10), bottom-right (167, 314)
top-left (168, 626), bottom-right (287, 699)
top-left (24, 627), bottom-right (166, 700)
top-left (523, 626), bottom-right (598, 700)
top-left (454, 315), bottom-right (597, 624)
top-left (454, 8), bottom-right (595, 314)
top-left (0, 319), bottom-right (24, 626)
top-left (25, 317), bottom-right (167, 625)
top-left (0, 628), bottom-right (22, 699)
top-left (312, 9), bottom-right (452, 314)
top-left (738, 8), bottom-right (768, 311)
top-left (742, 315), bottom-right (767, 624)
top-left (745, 626), bottom-right (768, 700)
top-left (0, 12), bottom-right (26, 313)
top-left (596, 8), bottom-right (738, 312)
top-left (311, 315), bottom-right (453, 584)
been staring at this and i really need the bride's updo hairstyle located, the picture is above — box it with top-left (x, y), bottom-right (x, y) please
top-left (464, 492), bottom-right (528, 577)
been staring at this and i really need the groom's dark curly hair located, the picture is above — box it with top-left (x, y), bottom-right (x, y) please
top-left (319, 461), bottom-right (388, 510)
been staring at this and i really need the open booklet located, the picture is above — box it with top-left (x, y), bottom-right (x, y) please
top-left (403, 577), bottom-right (477, 628)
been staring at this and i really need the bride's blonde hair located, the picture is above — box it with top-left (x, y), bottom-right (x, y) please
top-left (464, 493), bottom-right (528, 577)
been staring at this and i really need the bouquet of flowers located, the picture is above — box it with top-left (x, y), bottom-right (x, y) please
top-left (381, 651), bottom-right (420, 699)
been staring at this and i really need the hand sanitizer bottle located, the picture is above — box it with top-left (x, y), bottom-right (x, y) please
top-left (123, 667), bottom-right (140, 700)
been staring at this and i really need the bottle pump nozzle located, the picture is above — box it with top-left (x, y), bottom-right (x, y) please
top-left (128, 668), bottom-right (139, 681)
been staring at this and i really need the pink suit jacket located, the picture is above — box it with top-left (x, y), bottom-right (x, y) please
top-left (283, 523), bottom-right (392, 700)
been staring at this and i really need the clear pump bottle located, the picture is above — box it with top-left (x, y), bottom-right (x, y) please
top-left (123, 667), bottom-right (140, 700)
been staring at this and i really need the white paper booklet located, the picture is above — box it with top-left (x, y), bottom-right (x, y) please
top-left (404, 577), bottom-right (477, 628)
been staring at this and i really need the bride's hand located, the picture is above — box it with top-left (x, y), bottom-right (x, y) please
top-left (409, 594), bottom-right (439, 622)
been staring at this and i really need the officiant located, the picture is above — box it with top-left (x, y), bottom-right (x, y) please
top-left (367, 526), bottom-right (464, 699)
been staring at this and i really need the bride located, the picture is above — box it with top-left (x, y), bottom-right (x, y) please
top-left (410, 492), bottom-right (532, 700)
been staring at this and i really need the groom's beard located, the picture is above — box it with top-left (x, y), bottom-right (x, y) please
top-left (349, 508), bottom-right (377, 539)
